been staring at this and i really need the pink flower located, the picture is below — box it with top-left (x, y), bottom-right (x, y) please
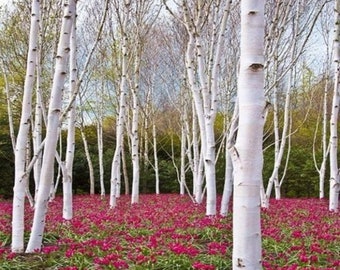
top-left (42, 245), bottom-right (59, 254)
top-left (291, 230), bottom-right (303, 238)
top-left (192, 261), bottom-right (215, 270)
top-left (309, 255), bottom-right (318, 263)
top-left (113, 259), bottom-right (129, 269)
top-left (169, 243), bottom-right (200, 257)
top-left (65, 248), bottom-right (75, 258)
top-left (299, 253), bottom-right (308, 263)
top-left (207, 242), bottom-right (227, 255)
top-left (6, 252), bottom-right (16, 260)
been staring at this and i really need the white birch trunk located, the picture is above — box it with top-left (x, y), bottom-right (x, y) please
top-left (130, 59), bottom-right (140, 204)
top-left (220, 151), bottom-right (233, 216)
top-left (152, 122), bottom-right (160, 194)
top-left (231, 0), bottom-right (264, 268)
top-left (26, 0), bottom-right (75, 253)
top-left (319, 74), bottom-right (329, 199)
top-left (80, 126), bottom-right (95, 195)
top-left (63, 17), bottom-right (77, 220)
top-left (11, 0), bottom-right (40, 253)
top-left (180, 121), bottom-right (186, 195)
top-left (33, 65), bottom-right (43, 201)
top-left (25, 139), bottom-right (34, 207)
top-left (329, 0), bottom-right (340, 212)
top-left (97, 86), bottom-right (105, 197)
top-left (221, 102), bottom-right (238, 216)
top-left (110, 0), bottom-right (130, 208)
top-left (192, 105), bottom-right (203, 202)
top-left (121, 140), bottom-right (129, 195)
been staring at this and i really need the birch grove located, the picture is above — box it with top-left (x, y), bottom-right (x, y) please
top-left (0, 0), bottom-right (338, 260)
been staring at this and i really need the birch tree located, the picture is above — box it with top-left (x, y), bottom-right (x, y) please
top-left (26, 0), bottom-right (76, 252)
top-left (329, 0), bottom-right (340, 212)
top-left (11, 0), bottom-right (40, 253)
top-left (312, 5), bottom-right (332, 199)
top-left (168, 0), bottom-right (232, 215)
top-left (62, 15), bottom-right (77, 220)
top-left (230, 0), bottom-right (265, 268)
top-left (110, 0), bottom-right (130, 208)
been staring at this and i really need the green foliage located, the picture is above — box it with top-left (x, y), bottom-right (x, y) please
top-left (0, 89), bottom-right (14, 199)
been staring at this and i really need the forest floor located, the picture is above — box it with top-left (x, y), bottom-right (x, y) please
top-left (0, 194), bottom-right (339, 269)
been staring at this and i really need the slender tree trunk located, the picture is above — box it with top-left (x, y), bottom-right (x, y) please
top-left (319, 73), bottom-right (329, 199)
top-left (97, 86), bottom-right (105, 197)
top-left (33, 64), bottom-right (43, 201)
top-left (221, 102), bottom-right (238, 216)
top-left (110, 0), bottom-right (130, 208)
top-left (192, 104), bottom-right (203, 202)
top-left (26, 0), bottom-right (76, 253)
top-left (329, 0), bottom-right (340, 212)
top-left (220, 151), bottom-right (233, 216)
top-left (11, 0), bottom-right (40, 253)
top-left (180, 120), bottom-right (186, 195)
top-left (152, 122), bottom-right (160, 194)
top-left (121, 139), bottom-right (129, 195)
top-left (80, 125), bottom-right (95, 195)
top-left (130, 56), bottom-right (140, 204)
top-left (63, 16), bottom-right (77, 220)
top-left (231, 0), bottom-right (264, 268)
top-left (25, 139), bottom-right (34, 207)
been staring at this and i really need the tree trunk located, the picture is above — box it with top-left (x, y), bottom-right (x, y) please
top-left (63, 17), bottom-right (77, 220)
top-left (231, 0), bottom-right (264, 268)
top-left (130, 56), bottom-right (140, 204)
top-left (96, 87), bottom-right (105, 197)
top-left (110, 0), bottom-right (130, 208)
top-left (11, 0), bottom-right (40, 253)
top-left (152, 122), bottom-right (160, 194)
top-left (80, 125), bottom-right (95, 195)
top-left (26, 0), bottom-right (75, 253)
top-left (329, 0), bottom-right (340, 212)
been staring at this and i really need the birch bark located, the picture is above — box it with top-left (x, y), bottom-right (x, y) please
top-left (231, 0), bottom-right (264, 268)
top-left (11, 0), bottom-right (40, 253)
top-left (130, 54), bottom-right (141, 204)
top-left (26, 0), bottom-right (76, 253)
top-left (96, 86), bottom-right (105, 197)
top-left (152, 121), bottom-right (160, 194)
top-left (63, 16), bottom-right (77, 220)
top-left (329, 0), bottom-right (340, 212)
top-left (110, 0), bottom-right (130, 208)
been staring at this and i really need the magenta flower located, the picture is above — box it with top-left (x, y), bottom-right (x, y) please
top-left (192, 261), bottom-right (215, 270)
top-left (42, 245), bottom-right (59, 254)
top-left (6, 252), bottom-right (16, 260)
top-left (169, 242), bottom-right (200, 257)
top-left (207, 242), bottom-right (227, 255)
top-left (112, 259), bottom-right (129, 269)
top-left (299, 253), bottom-right (308, 263)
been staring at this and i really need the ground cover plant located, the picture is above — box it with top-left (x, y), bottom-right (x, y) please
top-left (0, 194), bottom-right (339, 269)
